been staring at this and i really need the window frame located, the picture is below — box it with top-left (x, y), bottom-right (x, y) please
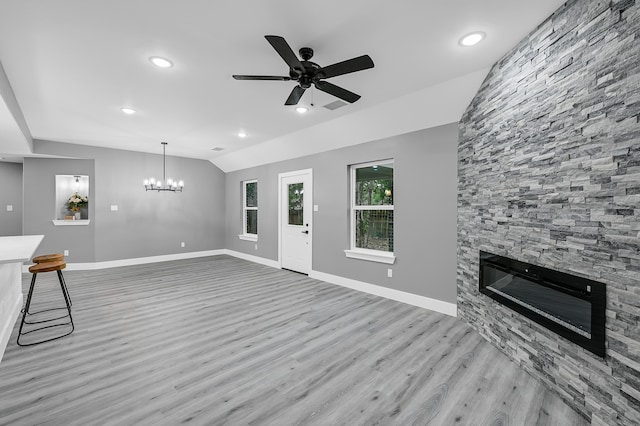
top-left (239, 179), bottom-right (258, 242)
top-left (344, 159), bottom-right (396, 264)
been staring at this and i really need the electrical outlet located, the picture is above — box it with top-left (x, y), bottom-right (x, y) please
top-left (387, 269), bottom-right (393, 278)
top-left (181, 242), bottom-right (185, 248)
top-left (64, 250), bottom-right (69, 256)
top-left (255, 244), bottom-right (258, 250)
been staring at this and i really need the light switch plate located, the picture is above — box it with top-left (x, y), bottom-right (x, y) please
top-left (6, 205), bottom-right (13, 212)
top-left (110, 205), bottom-right (118, 211)
top-left (313, 205), bottom-right (319, 212)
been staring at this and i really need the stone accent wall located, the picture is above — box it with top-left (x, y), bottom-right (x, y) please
top-left (457, 1), bottom-right (639, 425)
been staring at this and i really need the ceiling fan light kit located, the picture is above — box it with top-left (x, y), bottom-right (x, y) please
top-left (233, 35), bottom-right (374, 106)
top-left (144, 142), bottom-right (184, 192)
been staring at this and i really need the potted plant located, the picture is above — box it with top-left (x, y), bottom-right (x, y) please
top-left (67, 192), bottom-right (88, 220)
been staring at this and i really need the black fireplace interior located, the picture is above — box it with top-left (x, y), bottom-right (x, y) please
top-left (479, 251), bottom-right (606, 357)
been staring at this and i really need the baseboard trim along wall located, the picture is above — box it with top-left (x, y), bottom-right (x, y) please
top-left (309, 270), bottom-right (457, 317)
top-left (223, 250), bottom-right (280, 269)
top-left (22, 250), bottom-right (227, 272)
top-left (0, 293), bottom-right (23, 366)
top-left (29, 250), bottom-right (456, 318)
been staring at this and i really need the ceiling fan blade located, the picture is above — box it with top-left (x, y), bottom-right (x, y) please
top-left (285, 86), bottom-right (306, 105)
top-left (316, 55), bottom-right (374, 79)
top-left (315, 81), bottom-right (361, 103)
top-left (265, 35), bottom-right (304, 74)
top-left (233, 75), bottom-right (291, 81)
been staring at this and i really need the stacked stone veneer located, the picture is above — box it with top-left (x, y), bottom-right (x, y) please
top-left (457, 0), bottom-right (639, 424)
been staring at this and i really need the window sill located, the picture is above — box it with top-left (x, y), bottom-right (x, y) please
top-left (238, 234), bottom-right (258, 242)
top-left (52, 220), bottom-right (91, 226)
top-left (344, 249), bottom-right (396, 264)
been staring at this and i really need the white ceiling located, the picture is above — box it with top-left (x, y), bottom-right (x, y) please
top-left (0, 1), bottom-right (566, 170)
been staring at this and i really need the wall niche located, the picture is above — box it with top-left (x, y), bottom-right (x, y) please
top-left (54, 174), bottom-right (90, 224)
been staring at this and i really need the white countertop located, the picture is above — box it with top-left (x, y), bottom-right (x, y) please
top-left (0, 235), bottom-right (45, 264)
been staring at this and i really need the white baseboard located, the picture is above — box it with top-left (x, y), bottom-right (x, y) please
top-left (309, 270), bottom-right (457, 317)
top-left (0, 293), bottom-right (23, 366)
top-left (223, 250), bottom-right (280, 269)
top-left (20, 249), bottom-right (269, 272)
top-left (22, 250), bottom-right (227, 272)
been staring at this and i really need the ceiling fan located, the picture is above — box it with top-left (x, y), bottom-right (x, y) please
top-left (233, 35), bottom-right (374, 106)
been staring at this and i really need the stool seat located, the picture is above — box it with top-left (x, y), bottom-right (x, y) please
top-left (32, 253), bottom-right (64, 263)
top-left (29, 261), bottom-right (66, 274)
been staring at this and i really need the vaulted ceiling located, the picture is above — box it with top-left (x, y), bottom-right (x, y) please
top-left (0, 1), bottom-right (566, 171)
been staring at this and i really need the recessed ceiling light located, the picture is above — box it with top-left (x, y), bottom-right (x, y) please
top-left (149, 56), bottom-right (173, 68)
top-left (296, 107), bottom-right (308, 114)
top-left (237, 131), bottom-right (247, 138)
top-left (121, 108), bottom-right (136, 114)
top-left (459, 32), bottom-right (486, 47)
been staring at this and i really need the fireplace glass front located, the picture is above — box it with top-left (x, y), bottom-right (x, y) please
top-left (479, 251), bottom-right (606, 357)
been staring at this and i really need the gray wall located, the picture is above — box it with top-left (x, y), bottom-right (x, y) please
top-left (23, 158), bottom-right (96, 262)
top-left (31, 140), bottom-right (226, 262)
top-left (0, 162), bottom-right (23, 236)
top-left (458, 1), bottom-right (640, 425)
top-left (226, 123), bottom-right (458, 304)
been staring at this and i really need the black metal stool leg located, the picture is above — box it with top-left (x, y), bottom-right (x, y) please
top-left (57, 270), bottom-right (74, 325)
top-left (57, 269), bottom-right (72, 307)
top-left (17, 273), bottom-right (38, 343)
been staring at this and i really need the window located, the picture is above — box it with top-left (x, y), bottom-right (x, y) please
top-left (345, 160), bottom-right (395, 264)
top-left (239, 180), bottom-right (258, 241)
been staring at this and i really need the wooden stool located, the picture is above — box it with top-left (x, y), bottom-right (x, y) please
top-left (17, 260), bottom-right (74, 346)
top-left (31, 253), bottom-right (72, 306)
top-left (32, 253), bottom-right (64, 263)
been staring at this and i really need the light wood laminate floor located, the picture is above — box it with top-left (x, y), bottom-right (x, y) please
top-left (0, 256), bottom-right (587, 425)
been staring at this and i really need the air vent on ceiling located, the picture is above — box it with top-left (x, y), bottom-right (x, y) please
top-left (211, 147), bottom-right (225, 151)
top-left (323, 100), bottom-right (348, 110)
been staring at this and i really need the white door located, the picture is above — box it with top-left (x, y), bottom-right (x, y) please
top-left (279, 169), bottom-right (312, 274)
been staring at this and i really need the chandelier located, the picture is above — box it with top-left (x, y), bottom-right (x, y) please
top-left (143, 142), bottom-right (184, 192)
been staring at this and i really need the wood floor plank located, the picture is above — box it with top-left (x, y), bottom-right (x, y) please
top-left (0, 255), bottom-right (588, 425)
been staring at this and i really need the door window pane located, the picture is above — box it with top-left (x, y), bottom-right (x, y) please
top-left (288, 183), bottom-right (304, 226)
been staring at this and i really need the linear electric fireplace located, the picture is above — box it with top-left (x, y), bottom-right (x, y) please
top-left (479, 251), bottom-right (606, 357)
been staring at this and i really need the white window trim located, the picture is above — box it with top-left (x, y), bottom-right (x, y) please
top-left (239, 179), bottom-right (258, 241)
top-left (238, 234), bottom-right (258, 242)
top-left (344, 248), bottom-right (396, 264)
top-left (346, 159), bottom-right (395, 264)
